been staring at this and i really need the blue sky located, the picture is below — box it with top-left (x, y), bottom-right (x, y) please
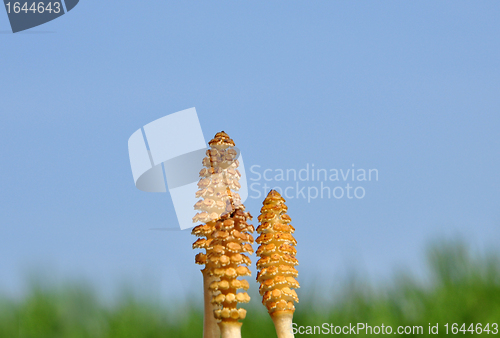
top-left (0, 1), bottom-right (499, 301)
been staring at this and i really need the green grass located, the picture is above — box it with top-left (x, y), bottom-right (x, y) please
top-left (1, 240), bottom-right (499, 337)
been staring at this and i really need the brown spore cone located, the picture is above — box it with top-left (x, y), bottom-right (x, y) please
top-left (193, 206), bottom-right (254, 321)
top-left (256, 190), bottom-right (299, 314)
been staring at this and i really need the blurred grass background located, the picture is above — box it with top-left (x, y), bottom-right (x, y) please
top-left (1, 240), bottom-right (499, 337)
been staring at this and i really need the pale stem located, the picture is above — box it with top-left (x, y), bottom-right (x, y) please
top-left (218, 321), bottom-right (242, 338)
top-left (271, 311), bottom-right (295, 338)
top-left (203, 270), bottom-right (221, 338)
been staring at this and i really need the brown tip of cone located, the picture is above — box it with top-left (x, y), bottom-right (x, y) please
top-left (265, 189), bottom-right (286, 202)
top-left (209, 131), bottom-right (235, 147)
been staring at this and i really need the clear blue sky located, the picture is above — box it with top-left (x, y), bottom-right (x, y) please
top-left (1, 1), bottom-right (499, 301)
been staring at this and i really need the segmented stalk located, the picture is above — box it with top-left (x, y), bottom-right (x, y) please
top-left (256, 190), bottom-right (299, 338)
top-left (192, 131), bottom-right (252, 338)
